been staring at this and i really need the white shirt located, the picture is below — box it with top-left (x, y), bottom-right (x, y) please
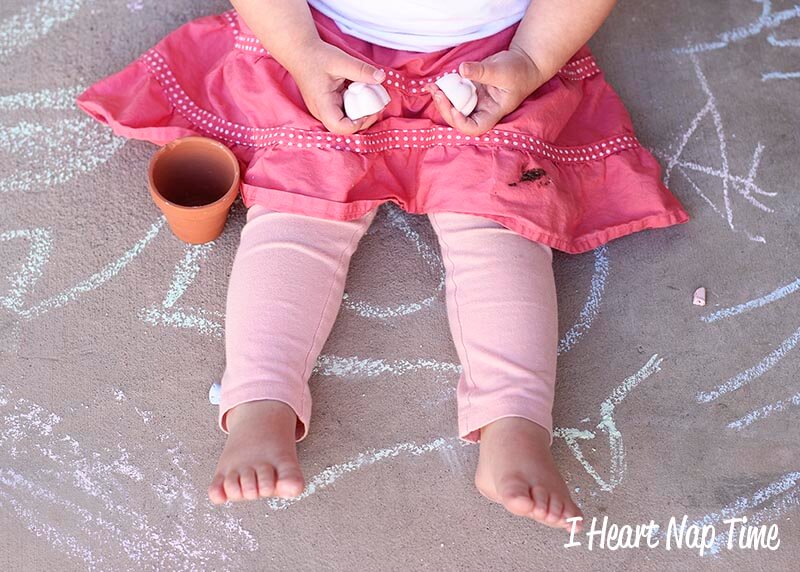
top-left (307, 1), bottom-right (530, 52)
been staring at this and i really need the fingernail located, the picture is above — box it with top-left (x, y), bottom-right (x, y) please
top-left (373, 69), bottom-right (386, 82)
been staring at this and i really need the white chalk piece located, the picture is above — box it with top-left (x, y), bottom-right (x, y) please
top-left (693, 286), bottom-right (707, 306)
top-left (435, 73), bottom-right (478, 116)
top-left (209, 382), bottom-right (221, 405)
top-left (343, 82), bottom-right (390, 120)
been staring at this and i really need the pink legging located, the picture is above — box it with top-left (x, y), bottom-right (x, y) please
top-left (219, 204), bottom-right (558, 443)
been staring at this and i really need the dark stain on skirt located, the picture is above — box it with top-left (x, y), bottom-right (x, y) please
top-left (509, 168), bottom-right (550, 187)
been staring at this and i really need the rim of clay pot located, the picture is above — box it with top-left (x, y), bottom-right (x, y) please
top-left (147, 136), bottom-right (240, 211)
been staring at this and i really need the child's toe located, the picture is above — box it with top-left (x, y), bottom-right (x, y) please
top-left (545, 496), bottom-right (564, 526)
top-left (223, 471), bottom-right (244, 502)
top-left (563, 500), bottom-right (582, 520)
top-left (275, 462), bottom-right (305, 498)
top-left (239, 467), bottom-right (259, 500)
top-left (255, 463), bottom-right (277, 497)
top-left (562, 501), bottom-right (583, 529)
top-left (207, 474), bottom-right (227, 505)
top-left (498, 478), bottom-right (534, 515)
top-left (530, 485), bottom-right (549, 520)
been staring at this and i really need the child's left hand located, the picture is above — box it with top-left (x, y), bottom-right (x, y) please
top-left (427, 47), bottom-right (545, 136)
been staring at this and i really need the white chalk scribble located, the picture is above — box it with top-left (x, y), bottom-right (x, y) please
top-left (697, 275), bottom-right (799, 408)
top-left (695, 271), bottom-right (799, 465)
top-left (0, 0), bottom-right (85, 59)
top-left (681, 471), bottom-right (800, 556)
top-left (659, 53), bottom-right (778, 243)
top-left (0, 382), bottom-right (257, 569)
top-left (0, 85), bottom-right (127, 194)
top-left (0, 219), bottom-right (164, 351)
top-left (675, 1), bottom-right (800, 56)
top-left (0, 117), bottom-right (127, 194)
top-left (558, 245), bottom-right (610, 355)
top-left (697, 325), bottom-right (800, 403)
top-left (313, 354), bottom-right (460, 378)
top-left (249, 355), bottom-right (665, 509)
top-left (728, 391), bottom-right (800, 430)
top-left (0, 86), bottom-right (84, 111)
top-left (138, 243), bottom-right (225, 337)
top-left (263, 437), bottom-right (459, 510)
top-left (342, 205), bottom-right (445, 319)
top-left (554, 354), bottom-right (665, 492)
top-left (701, 275), bottom-right (800, 323)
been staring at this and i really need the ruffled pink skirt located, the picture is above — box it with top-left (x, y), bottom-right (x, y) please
top-left (77, 8), bottom-right (689, 254)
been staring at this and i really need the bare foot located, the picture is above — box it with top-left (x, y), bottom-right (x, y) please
top-left (208, 400), bottom-right (305, 504)
top-left (474, 417), bottom-right (582, 530)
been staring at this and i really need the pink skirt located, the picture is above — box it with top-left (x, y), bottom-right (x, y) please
top-left (77, 8), bottom-right (689, 254)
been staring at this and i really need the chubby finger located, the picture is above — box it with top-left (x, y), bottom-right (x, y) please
top-left (447, 104), bottom-right (478, 133)
top-left (459, 60), bottom-right (505, 88)
top-left (356, 111), bottom-right (382, 131)
top-left (431, 88), bottom-right (477, 133)
top-left (428, 84), bottom-right (456, 123)
top-left (456, 107), bottom-right (500, 136)
top-left (317, 93), bottom-right (361, 135)
top-left (431, 87), bottom-right (496, 136)
top-left (317, 96), bottom-right (383, 134)
top-left (342, 112), bottom-right (379, 133)
top-left (430, 88), bottom-right (458, 128)
top-left (329, 50), bottom-right (386, 84)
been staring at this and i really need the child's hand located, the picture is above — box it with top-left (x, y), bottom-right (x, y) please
top-left (288, 41), bottom-right (387, 135)
top-left (427, 47), bottom-right (545, 136)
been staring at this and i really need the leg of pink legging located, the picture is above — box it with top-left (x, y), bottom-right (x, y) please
top-left (219, 204), bottom-right (377, 440)
top-left (428, 212), bottom-right (559, 444)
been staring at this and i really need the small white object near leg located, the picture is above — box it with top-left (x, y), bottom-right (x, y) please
top-left (434, 73), bottom-right (478, 116)
top-left (343, 82), bottom-right (391, 120)
top-left (209, 382), bottom-right (221, 405)
top-left (692, 286), bottom-right (707, 306)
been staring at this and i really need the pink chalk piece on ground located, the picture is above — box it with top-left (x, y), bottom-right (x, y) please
top-left (693, 286), bottom-right (707, 306)
top-left (435, 73), bottom-right (478, 116)
top-left (343, 82), bottom-right (391, 120)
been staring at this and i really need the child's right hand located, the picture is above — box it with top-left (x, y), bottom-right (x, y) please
top-left (287, 40), bottom-right (386, 135)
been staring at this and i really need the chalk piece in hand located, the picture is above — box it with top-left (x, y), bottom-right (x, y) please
top-left (692, 286), bottom-right (706, 306)
top-left (343, 82), bottom-right (390, 120)
top-left (209, 382), bottom-right (221, 405)
top-left (435, 73), bottom-right (478, 116)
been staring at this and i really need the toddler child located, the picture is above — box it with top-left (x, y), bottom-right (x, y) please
top-left (77, 0), bottom-right (689, 530)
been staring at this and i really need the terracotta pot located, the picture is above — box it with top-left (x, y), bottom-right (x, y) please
top-left (147, 136), bottom-right (241, 244)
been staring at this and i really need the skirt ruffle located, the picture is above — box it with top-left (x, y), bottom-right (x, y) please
top-left (77, 8), bottom-right (689, 254)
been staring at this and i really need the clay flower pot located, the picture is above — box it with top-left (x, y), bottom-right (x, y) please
top-left (147, 136), bottom-right (241, 244)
